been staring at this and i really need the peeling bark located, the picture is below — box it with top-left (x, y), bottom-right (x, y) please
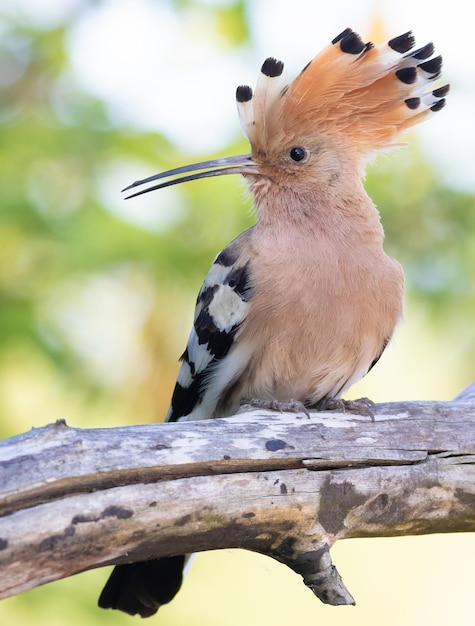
top-left (0, 383), bottom-right (474, 607)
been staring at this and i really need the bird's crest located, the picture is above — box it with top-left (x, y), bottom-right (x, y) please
top-left (236, 29), bottom-right (449, 158)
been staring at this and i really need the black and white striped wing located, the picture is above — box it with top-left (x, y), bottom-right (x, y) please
top-left (166, 243), bottom-right (253, 422)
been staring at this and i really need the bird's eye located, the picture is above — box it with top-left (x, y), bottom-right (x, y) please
top-left (289, 147), bottom-right (307, 162)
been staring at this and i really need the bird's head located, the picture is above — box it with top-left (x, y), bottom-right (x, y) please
top-left (124, 29), bottom-right (448, 200)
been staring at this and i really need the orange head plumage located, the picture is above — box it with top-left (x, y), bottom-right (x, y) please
top-left (123, 28), bottom-right (448, 198)
top-left (237, 29), bottom-right (448, 168)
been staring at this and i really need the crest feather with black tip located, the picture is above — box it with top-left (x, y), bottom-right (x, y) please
top-left (236, 56), bottom-right (287, 150)
top-left (236, 29), bottom-right (449, 159)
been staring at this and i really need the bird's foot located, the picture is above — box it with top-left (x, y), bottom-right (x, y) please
top-left (241, 398), bottom-right (310, 418)
top-left (316, 397), bottom-right (375, 420)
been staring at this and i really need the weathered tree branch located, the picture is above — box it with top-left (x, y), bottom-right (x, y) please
top-left (1, 383), bottom-right (475, 608)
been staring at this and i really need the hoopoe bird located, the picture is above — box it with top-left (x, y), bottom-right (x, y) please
top-left (98, 28), bottom-right (448, 617)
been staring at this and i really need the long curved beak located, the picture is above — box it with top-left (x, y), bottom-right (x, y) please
top-left (122, 153), bottom-right (258, 199)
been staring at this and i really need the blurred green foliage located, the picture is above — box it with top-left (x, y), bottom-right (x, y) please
top-left (0, 1), bottom-right (257, 434)
top-left (1, 1), bottom-right (474, 625)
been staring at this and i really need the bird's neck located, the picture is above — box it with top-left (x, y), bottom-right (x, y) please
top-left (250, 178), bottom-right (385, 245)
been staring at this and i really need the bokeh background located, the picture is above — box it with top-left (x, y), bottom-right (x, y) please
top-left (1, 1), bottom-right (474, 625)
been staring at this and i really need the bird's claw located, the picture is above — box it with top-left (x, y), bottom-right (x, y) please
top-left (318, 397), bottom-right (375, 420)
top-left (241, 398), bottom-right (311, 418)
